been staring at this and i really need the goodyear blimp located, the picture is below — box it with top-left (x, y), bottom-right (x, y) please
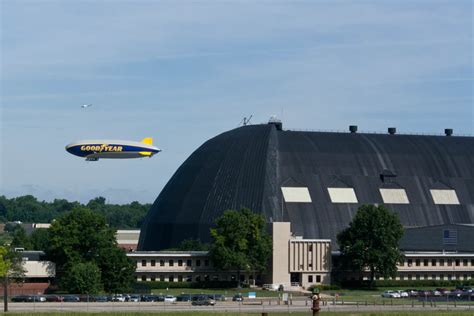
top-left (65, 138), bottom-right (161, 161)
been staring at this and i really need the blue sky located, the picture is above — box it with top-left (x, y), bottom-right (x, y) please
top-left (1, 1), bottom-right (473, 204)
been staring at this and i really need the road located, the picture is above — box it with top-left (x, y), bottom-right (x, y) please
top-left (6, 300), bottom-right (474, 313)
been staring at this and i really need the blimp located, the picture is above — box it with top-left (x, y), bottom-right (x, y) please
top-left (65, 138), bottom-right (161, 161)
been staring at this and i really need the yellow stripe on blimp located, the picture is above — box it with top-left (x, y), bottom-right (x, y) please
top-left (139, 151), bottom-right (153, 156)
top-left (141, 137), bottom-right (153, 145)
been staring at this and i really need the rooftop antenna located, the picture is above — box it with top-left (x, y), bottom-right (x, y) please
top-left (238, 115), bottom-right (253, 127)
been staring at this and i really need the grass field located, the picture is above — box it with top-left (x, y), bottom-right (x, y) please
top-left (8, 311), bottom-right (474, 316)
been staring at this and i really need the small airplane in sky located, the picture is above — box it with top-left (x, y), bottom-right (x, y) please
top-left (81, 104), bottom-right (92, 109)
top-left (65, 138), bottom-right (161, 161)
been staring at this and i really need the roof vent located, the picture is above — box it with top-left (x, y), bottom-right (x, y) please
top-left (380, 169), bottom-right (397, 182)
top-left (349, 125), bottom-right (358, 133)
top-left (388, 127), bottom-right (396, 135)
top-left (268, 116), bottom-right (283, 131)
top-left (445, 128), bottom-right (453, 136)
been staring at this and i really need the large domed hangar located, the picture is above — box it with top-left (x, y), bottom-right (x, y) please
top-left (138, 121), bottom-right (474, 251)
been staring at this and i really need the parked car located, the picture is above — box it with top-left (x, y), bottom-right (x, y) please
top-left (164, 295), bottom-right (176, 303)
top-left (176, 294), bottom-right (192, 302)
top-left (93, 295), bottom-right (108, 302)
top-left (456, 286), bottom-right (473, 293)
top-left (405, 289), bottom-right (419, 297)
top-left (382, 291), bottom-right (401, 298)
top-left (11, 295), bottom-right (34, 302)
top-left (62, 295), bottom-right (80, 302)
top-left (32, 295), bottom-right (47, 302)
top-left (232, 294), bottom-right (244, 301)
top-left (395, 290), bottom-right (409, 298)
top-left (127, 295), bottom-right (140, 302)
top-left (46, 295), bottom-right (63, 302)
top-left (112, 294), bottom-right (126, 302)
top-left (191, 298), bottom-right (216, 306)
top-left (432, 290), bottom-right (442, 297)
top-left (436, 288), bottom-right (450, 294)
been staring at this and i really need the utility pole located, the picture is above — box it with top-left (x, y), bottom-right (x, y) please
top-left (3, 275), bottom-right (8, 312)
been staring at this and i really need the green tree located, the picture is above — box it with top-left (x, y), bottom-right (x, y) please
top-left (337, 204), bottom-right (404, 285)
top-left (10, 225), bottom-right (32, 250)
top-left (0, 246), bottom-right (26, 312)
top-left (30, 229), bottom-right (50, 253)
top-left (209, 208), bottom-right (272, 286)
top-left (98, 247), bottom-right (135, 293)
top-left (61, 262), bottom-right (102, 294)
top-left (47, 207), bottom-right (134, 293)
top-left (177, 239), bottom-right (209, 251)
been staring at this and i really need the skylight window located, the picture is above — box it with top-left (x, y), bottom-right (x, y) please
top-left (327, 188), bottom-right (358, 203)
top-left (281, 187), bottom-right (312, 203)
top-left (430, 189), bottom-right (460, 205)
top-left (379, 188), bottom-right (409, 204)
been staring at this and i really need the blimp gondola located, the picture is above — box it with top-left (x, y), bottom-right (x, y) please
top-left (65, 138), bottom-right (161, 161)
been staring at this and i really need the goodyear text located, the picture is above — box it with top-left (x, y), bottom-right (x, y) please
top-left (80, 144), bottom-right (123, 152)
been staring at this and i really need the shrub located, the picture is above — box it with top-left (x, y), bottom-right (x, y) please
top-left (133, 280), bottom-right (240, 292)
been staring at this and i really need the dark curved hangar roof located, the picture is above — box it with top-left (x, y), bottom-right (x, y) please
top-left (139, 123), bottom-right (474, 250)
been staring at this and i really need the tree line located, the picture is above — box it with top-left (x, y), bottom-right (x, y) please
top-left (0, 195), bottom-right (151, 229)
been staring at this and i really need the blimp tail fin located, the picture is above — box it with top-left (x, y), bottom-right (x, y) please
top-left (140, 137), bottom-right (153, 145)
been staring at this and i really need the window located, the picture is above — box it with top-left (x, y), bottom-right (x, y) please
top-left (160, 275), bottom-right (164, 281)
top-left (195, 276), bottom-right (201, 282)
top-left (456, 259), bottom-right (460, 266)
top-left (430, 189), bottom-right (460, 205)
top-left (169, 260), bottom-right (174, 267)
top-left (141, 260), bottom-right (147, 267)
top-left (408, 275), bottom-right (412, 280)
top-left (186, 276), bottom-right (192, 282)
top-left (463, 259), bottom-right (468, 266)
top-left (416, 274), bottom-right (420, 280)
top-left (151, 260), bottom-right (156, 267)
top-left (178, 275), bottom-right (183, 282)
top-left (309, 244), bottom-right (313, 252)
top-left (432, 274), bottom-right (436, 280)
top-left (423, 274), bottom-right (428, 280)
top-left (316, 275), bottom-right (321, 283)
top-left (205, 260), bottom-right (209, 267)
top-left (178, 260), bottom-right (183, 266)
top-left (281, 187), bottom-right (312, 203)
top-left (151, 276), bottom-right (156, 282)
top-left (327, 188), bottom-right (358, 203)
top-left (471, 259), bottom-right (474, 266)
top-left (141, 275), bottom-right (147, 281)
top-left (160, 260), bottom-right (165, 266)
top-left (440, 274), bottom-right (445, 280)
top-left (416, 259), bottom-right (420, 266)
top-left (408, 259), bottom-right (413, 266)
top-left (169, 275), bottom-right (174, 282)
top-left (204, 275), bottom-right (210, 281)
top-left (423, 259), bottom-right (428, 266)
top-left (431, 259), bottom-right (437, 266)
top-left (448, 259), bottom-right (452, 266)
top-left (308, 275), bottom-right (313, 283)
top-left (187, 259), bottom-right (192, 266)
top-left (212, 275), bottom-right (219, 281)
top-left (440, 259), bottom-right (445, 266)
top-left (196, 260), bottom-right (201, 267)
top-left (379, 188), bottom-right (409, 204)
